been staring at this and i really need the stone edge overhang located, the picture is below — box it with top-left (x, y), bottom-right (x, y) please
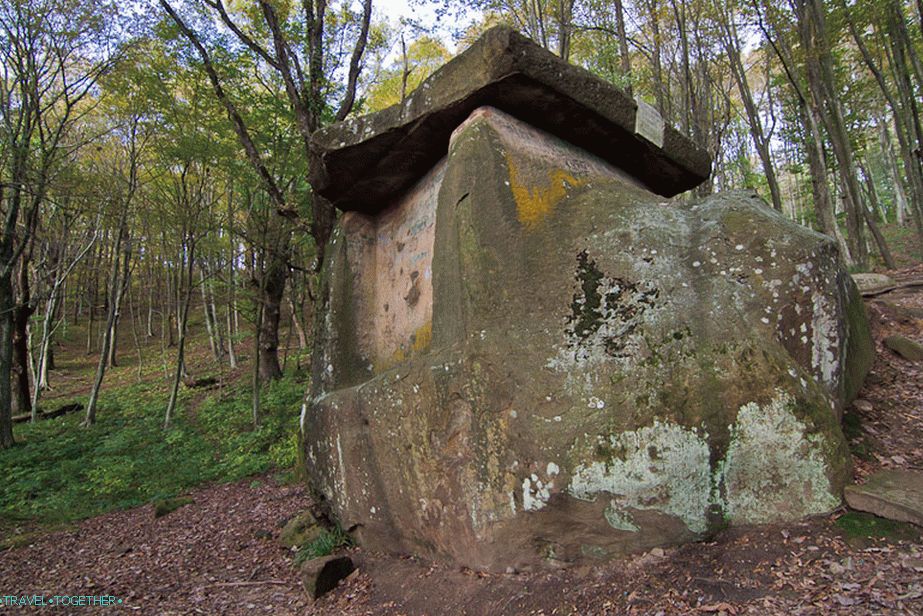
top-left (310, 26), bottom-right (713, 214)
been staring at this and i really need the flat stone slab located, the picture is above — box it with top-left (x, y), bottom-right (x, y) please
top-left (851, 272), bottom-right (896, 295)
top-left (845, 470), bottom-right (923, 527)
top-left (310, 26), bottom-right (711, 213)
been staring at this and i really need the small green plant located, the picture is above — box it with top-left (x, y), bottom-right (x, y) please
top-left (294, 526), bottom-right (353, 565)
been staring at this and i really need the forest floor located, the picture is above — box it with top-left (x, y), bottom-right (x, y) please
top-left (2, 264), bottom-right (923, 615)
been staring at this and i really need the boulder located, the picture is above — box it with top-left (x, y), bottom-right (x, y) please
top-left (845, 470), bottom-right (923, 527)
top-left (280, 511), bottom-right (325, 548)
top-left (883, 335), bottom-right (923, 361)
top-left (302, 28), bottom-right (872, 572)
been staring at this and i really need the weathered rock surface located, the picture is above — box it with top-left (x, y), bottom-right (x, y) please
top-left (884, 335), bottom-right (923, 361)
top-left (302, 106), bottom-right (872, 571)
top-left (300, 555), bottom-right (355, 600)
top-left (280, 511), bottom-right (324, 548)
top-left (309, 26), bottom-right (710, 213)
top-left (851, 273), bottom-right (896, 295)
top-left (845, 470), bottom-right (923, 527)
top-left (302, 28), bottom-right (872, 572)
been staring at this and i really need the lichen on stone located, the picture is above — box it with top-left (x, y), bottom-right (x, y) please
top-left (721, 391), bottom-right (839, 524)
top-left (568, 420), bottom-right (713, 533)
top-left (547, 250), bottom-right (660, 372)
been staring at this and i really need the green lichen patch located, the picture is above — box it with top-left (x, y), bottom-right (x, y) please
top-left (721, 392), bottom-right (840, 525)
top-left (569, 420), bottom-right (713, 533)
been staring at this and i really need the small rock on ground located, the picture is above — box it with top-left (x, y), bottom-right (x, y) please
top-left (301, 555), bottom-right (355, 600)
top-left (884, 335), bottom-right (923, 361)
top-left (853, 272), bottom-right (896, 294)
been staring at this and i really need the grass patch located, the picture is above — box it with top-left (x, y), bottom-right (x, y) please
top-left (294, 526), bottom-right (353, 565)
top-left (0, 375), bottom-right (305, 526)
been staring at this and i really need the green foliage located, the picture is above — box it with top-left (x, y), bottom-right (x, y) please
top-left (879, 223), bottom-right (923, 268)
top-left (363, 35), bottom-right (451, 112)
top-left (197, 376), bottom-right (304, 480)
top-left (294, 526), bottom-right (353, 565)
top-left (0, 376), bottom-right (304, 524)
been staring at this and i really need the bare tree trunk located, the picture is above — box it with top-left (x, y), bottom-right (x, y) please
top-left (841, 0), bottom-right (923, 238)
top-left (225, 184), bottom-right (238, 369)
top-left (859, 163), bottom-right (896, 268)
top-left (0, 272), bottom-right (16, 447)
top-left (200, 265), bottom-right (220, 361)
top-left (646, 0), bottom-right (669, 122)
top-left (226, 305), bottom-right (238, 369)
top-left (258, 254), bottom-right (286, 381)
top-left (86, 237), bottom-right (102, 355)
top-left (797, 0), bottom-right (867, 267)
top-left (288, 291), bottom-right (308, 350)
top-left (717, 4), bottom-right (783, 211)
top-left (879, 119), bottom-right (908, 225)
top-left (400, 34), bottom-right (410, 104)
top-left (206, 268), bottom-right (224, 357)
top-left (84, 214), bottom-right (128, 427)
top-left (613, 0), bottom-right (632, 92)
top-left (252, 298), bottom-right (263, 428)
top-left (12, 259), bottom-right (33, 418)
top-left (165, 238), bottom-right (195, 429)
top-left (887, 3), bottom-right (923, 244)
top-left (107, 231), bottom-right (131, 368)
top-left (146, 260), bottom-right (155, 337)
top-left (127, 284), bottom-right (144, 381)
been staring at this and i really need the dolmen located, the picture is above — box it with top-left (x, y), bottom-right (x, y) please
top-left (301, 26), bottom-right (873, 571)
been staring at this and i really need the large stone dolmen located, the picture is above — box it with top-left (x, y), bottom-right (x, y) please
top-left (301, 26), bottom-right (873, 571)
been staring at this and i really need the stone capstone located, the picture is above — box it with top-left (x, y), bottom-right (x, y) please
top-left (309, 26), bottom-right (711, 213)
top-left (845, 470), bottom-right (923, 527)
top-left (302, 28), bottom-right (872, 572)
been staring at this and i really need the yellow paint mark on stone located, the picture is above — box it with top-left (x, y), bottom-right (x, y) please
top-left (505, 152), bottom-right (583, 227)
top-left (374, 321), bottom-right (433, 373)
top-left (411, 321), bottom-right (432, 352)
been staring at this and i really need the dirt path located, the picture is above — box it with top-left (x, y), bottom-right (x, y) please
top-left (2, 267), bottom-right (922, 615)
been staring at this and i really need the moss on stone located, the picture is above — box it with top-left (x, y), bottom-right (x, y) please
top-left (153, 496), bottom-right (193, 518)
top-left (842, 278), bottom-right (873, 404)
top-left (835, 511), bottom-right (921, 542)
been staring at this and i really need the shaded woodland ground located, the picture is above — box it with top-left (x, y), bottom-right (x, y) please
top-left (0, 231), bottom-right (920, 615)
